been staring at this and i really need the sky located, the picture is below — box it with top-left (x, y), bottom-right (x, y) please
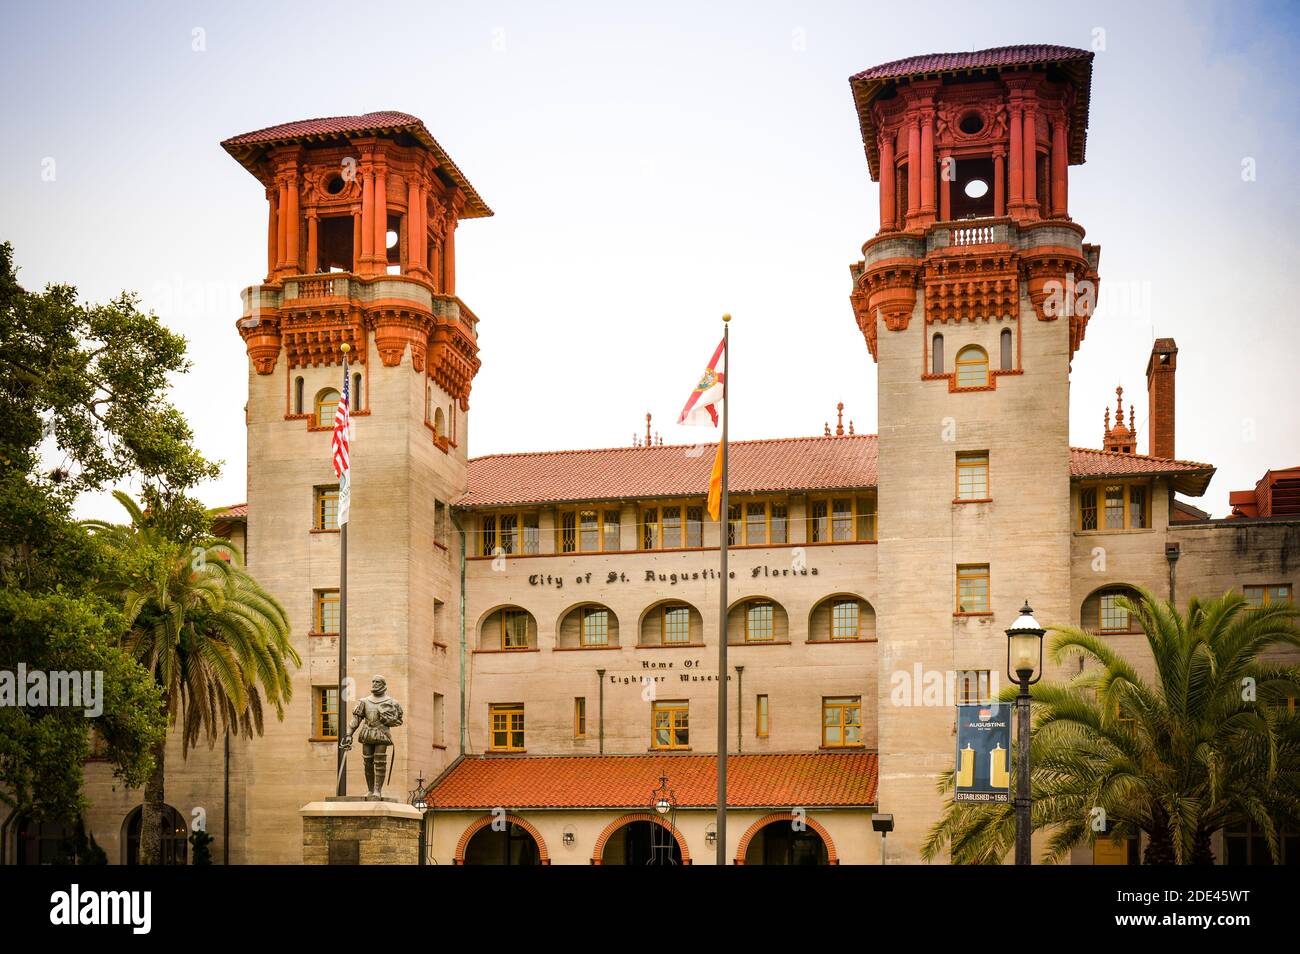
top-left (2, 0), bottom-right (1298, 519)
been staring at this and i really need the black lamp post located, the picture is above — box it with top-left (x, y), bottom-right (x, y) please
top-left (408, 772), bottom-right (430, 866)
top-left (649, 774), bottom-right (678, 866)
top-left (1005, 601), bottom-right (1045, 866)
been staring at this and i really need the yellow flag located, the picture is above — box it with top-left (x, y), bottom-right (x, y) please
top-left (707, 442), bottom-right (724, 521)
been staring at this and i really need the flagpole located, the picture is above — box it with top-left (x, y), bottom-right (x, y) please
top-left (337, 343), bottom-right (350, 797)
top-left (716, 313), bottom-right (730, 866)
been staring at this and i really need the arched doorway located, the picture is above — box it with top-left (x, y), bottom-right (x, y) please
top-left (13, 816), bottom-right (77, 865)
top-left (463, 822), bottom-right (542, 865)
top-left (592, 813), bottom-right (689, 865)
top-left (123, 805), bottom-right (188, 865)
top-left (736, 813), bottom-right (838, 865)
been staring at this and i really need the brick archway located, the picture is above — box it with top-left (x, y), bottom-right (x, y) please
top-left (734, 812), bottom-right (839, 865)
top-left (453, 813), bottom-right (551, 865)
top-left (590, 812), bottom-right (692, 865)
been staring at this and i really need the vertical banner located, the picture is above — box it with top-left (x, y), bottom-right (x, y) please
top-left (954, 702), bottom-right (1011, 803)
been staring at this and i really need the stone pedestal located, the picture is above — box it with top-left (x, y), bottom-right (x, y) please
top-left (300, 798), bottom-right (423, 865)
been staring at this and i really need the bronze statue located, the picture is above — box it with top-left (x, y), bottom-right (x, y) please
top-left (340, 676), bottom-right (404, 797)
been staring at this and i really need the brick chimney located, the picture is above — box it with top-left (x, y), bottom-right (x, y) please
top-left (1146, 338), bottom-right (1178, 459)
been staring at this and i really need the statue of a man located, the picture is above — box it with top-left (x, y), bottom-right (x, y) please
top-left (340, 676), bottom-right (404, 797)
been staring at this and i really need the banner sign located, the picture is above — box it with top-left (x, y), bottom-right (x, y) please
top-left (954, 703), bottom-right (1011, 803)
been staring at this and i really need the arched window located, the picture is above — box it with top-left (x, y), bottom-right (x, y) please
top-left (14, 816), bottom-right (77, 865)
top-left (315, 388), bottom-right (340, 427)
top-left (352, 372), bottom-right (362, 408)
top-left (726, 598), bottom-right (789, 644)
top-left (123, 805), bottom-right (188, 865)
top-left (808, 594), bottom-right (876, 642)
top-left (954, 346), bottom-right (989, 388)
top-left (479, 606), bottom-right (537, 651)
top-left (433, 406), bottom-right (445, 440)
top-left (294, 376), bottom-right (304, 415)
top-left (1082, 585), bottom-right (1143, 635)
top-left (932, 333), bottom-right (944, 373)
top-left (1000, 328), bottom-right (1013, 370)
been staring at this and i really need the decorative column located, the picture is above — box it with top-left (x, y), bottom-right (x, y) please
top-left (938, 148), bottom-right (951, 222)
top-left (919, 111), bottom-right (936, 219)
top-left (1008, 104), bottom-right (1024, 213)
top-left (276, 178), bottom-right (289, 269)
top-left (1022, 104), bottom-right (1037, 216)
top-left (407, 179), bottom-right (423, 272)
top-left (373, 167), bottom-right (388, 272)
top-left (284, 169), bottom-right (300, 273)
top-left (879, 131), bottom-right (896, 231)
top-left (906, 118), bottom-right (921, 226)
top-left (266, 187), bottom-right (278, 279)
top-left (443, 213), bottom-right (456, 295)
top-left (306, 211), bottom-right (319, 274)
top-left (993, 148), bottom-right (1006, 217)
top-left (1051, 116), bottom-right (1068, 218)
top-left (360, 167), bottom-right (374, 266)
top-left (352, 208), bottom-right (362, 273)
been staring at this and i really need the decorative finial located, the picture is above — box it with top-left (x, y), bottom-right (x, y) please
top-left (722, 313), bottom-right (732, 323)
top-left (836, 402), bottom-right (845, 436)
top-left (645, 412), bottom-right (652, 446)
top-left (1129, 405), bottom-right (1135, 431)
top-left (824, 422), bottom-right (831, 437)
top-left (849, 420), bottom-right (855, 435)
top-left (341, 342), bottom-right (351, 355)
top-left (1115, 385), bottom-right (1124, 420)
top-left (1104, 406), bottom-right (1111, 430)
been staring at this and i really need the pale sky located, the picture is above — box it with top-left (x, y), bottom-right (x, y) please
top-left (2, 0), bottom-right (1297, 519)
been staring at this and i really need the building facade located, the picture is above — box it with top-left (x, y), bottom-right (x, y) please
top-left (4, 46), bottom-right (1298, 866)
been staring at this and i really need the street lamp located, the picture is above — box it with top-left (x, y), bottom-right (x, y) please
top-left (648, 774), bottom-right (678, 866)
top-left (871, 813), bottom-right (894, 865)
top-left (408, 772), bottom-right (431, 866)
top-left (1005, 601), bottom-right (1045, 866)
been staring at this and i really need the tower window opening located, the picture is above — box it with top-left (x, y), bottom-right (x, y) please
top-left (318, 215), bottom-right (354, 274)
top-left (294, 376), bottom-right (304, 415)
top-left (952, 156), bottom-right (995, 219)
top-left (931, 333), bottom-right (944, 373)
top-left (1000, 328), bottom-right (1013, 370)
top-left (958, 112), bottom-right (984, 135)
top-left (954, 346), bottom-right (989, 388)
top-left (352, 372), bottom-right (362, 408)
top-left (325, 175), bottom-right (346, 195)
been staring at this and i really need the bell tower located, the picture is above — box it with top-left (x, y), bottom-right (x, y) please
top-left (847, 47), bottom-right (1101, 861)
top-left (223, 112), bottom-right (490, 862)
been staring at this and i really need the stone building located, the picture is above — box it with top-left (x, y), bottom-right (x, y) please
top-left (3, 46), bottom-right (1297, 865)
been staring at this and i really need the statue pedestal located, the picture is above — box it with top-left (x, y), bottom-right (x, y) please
top-left (300, 798), bottom-right (423, 865)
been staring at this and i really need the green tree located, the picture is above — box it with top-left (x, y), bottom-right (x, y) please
top-left (923, 588), bottom-right (1300, 864)
top-left (0, 240), bottom-right (215, 829)
top-left (87, 492), bottom-right (299, 865)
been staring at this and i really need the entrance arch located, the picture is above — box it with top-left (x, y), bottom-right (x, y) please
top-left (591, 812), bottom-right (691, 865)
top-left (122, 805), bottom-right (189, 865)
top-left (454, 813), bottom-right (550, 865)
top-left (735, 812), bottom-right (838, 865)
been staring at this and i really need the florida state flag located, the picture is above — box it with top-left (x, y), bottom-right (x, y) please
top-left (677, 337), bottom-right (727, 519)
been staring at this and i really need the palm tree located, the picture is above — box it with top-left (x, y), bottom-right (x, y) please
top-left (923, 587), bottom-right (1300, 864)
top-left (86, 492), bottom-right (300, 864)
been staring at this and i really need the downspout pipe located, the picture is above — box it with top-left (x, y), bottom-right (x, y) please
top-left (453, 513), bottom-right (468, 756)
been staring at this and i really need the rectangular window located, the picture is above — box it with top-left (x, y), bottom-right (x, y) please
top-left (315, 589), bottom-right (340, 634)
top-left (433, 500), bottom-right (448, 548)
top-left (956, 565), bottom-right (990, 614)
top-left (314, 687), bottom-right (339, 739)
top-left (831, 599), bottom-right (860, 640)
top-left (579, 509), bottom-right (599, 551)
top-left (1129, 485), bottom-right (1148, 529)
top-left (1104, 485), bottom-right (1125, 529)
top-left (957, 670), bottom-right (991, 705)
top-left (581, 607), bottom-right (609, 647)
top-left (727, 503), bottom-right (742, 547)
top-left (662, 605), bottom-right (692, 644)
top-left (770, 503), bottom-right (788, 544)
top-left (500, 512), bottom-right (519, 554)
top-left (561, 511), bottom-right (576, 553)
top-left (822, 696), bottom-right (862, 748)
top-left (831, 498), bottom-right (853, 541)
top-left (602, 510), bottom-right (620, 552)
top-left (956, 453), bottom-right (989, 500)
top-left (501, 610), bottom-right (530, 649)
top-left (808, 496), bottom-right (875, 542)
top-left (809, 500), bottom-right (828, 543)
top-left (1079, 487), bottom-right (1098, 531)
top-left (489, 704), bottom-right (525, 751)
top-left (745, 502), bottom-right (767, 545)
top-left (662, 506), bottom-right (682, 548)
top-left (315, 485), bottom-right (339, 530)
top-left (756, 694), bottom-right (769, 738)
top-left (856, 496), bottom-right (877, 542)
top-left (642, 507), bottom-right (659, 550)
top-left (745, 601), bottom-right (775, 642)
top-left (652, 700), bottom-right (689, 750)
top-left (1099, 593), bottom-right (1131, 633)
top-left (1244, 584), bottom-right (1293, 607)
top-left (686, 507), bottom-right (703, 548)
top-left (481, 511), bottom-right (540, 555)
top-left (574, 697), bottom-right (586, 739)
top-left (432, 692), bottom-right (445, 747)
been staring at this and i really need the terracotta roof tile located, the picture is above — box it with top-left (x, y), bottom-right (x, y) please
top-left (425, 752), bottom-right (877, 809)
top-left (459, 434), bottom-right (878, 508)
top-left (221, 111), bottom-right (491, 218)
top-left (212, 503), bottom-right (247, 520)
top-left (457, 437), bottom-right (1217, 507)
top-left (850, 44), bottom-right (1092, 83)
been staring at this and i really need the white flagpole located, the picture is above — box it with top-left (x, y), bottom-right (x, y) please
top-left (336, 343), bottom-right (350, 796)
top-left (716, 313), bottom-right (730, 865)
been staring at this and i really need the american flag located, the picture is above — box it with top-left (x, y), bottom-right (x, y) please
top-left (332, 370), bottom-right (351, 525)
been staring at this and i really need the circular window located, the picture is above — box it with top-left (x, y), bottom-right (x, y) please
top-left (325, 175), bottom-right (346, 195)
top-left (958, 112), bottom-right (984, 135)
top-left (964, 178), bottom-right (989, 199)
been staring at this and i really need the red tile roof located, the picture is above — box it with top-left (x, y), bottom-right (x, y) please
top-left (849, 44), bottom-right (1094, 180)
top-left (459, 434), bottom-right (878, 508)
top-left (211, 503), bottom-right (247, 521)
top-left (425, 752), bottom-right (877, 809)
top-left (456, 436), bottom-right (1216, 507)
top-left (221, 112), bottom-right (491, 218)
